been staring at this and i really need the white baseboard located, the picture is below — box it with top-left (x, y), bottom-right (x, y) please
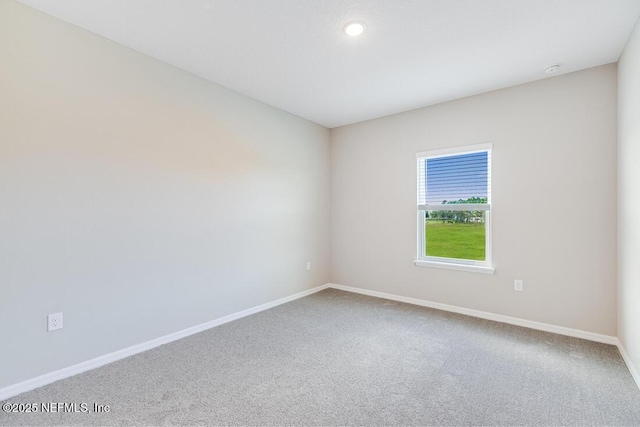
top-left (616, 339), bottom-right (640, 391)
top-left (0, 284), bottom-right (330, 402)
top-left (329, 283), bottom-right (639, 390)
top-left (3, 282), bottom-right (637, 401)
top-left (327, 283), bottom-right (618, 345)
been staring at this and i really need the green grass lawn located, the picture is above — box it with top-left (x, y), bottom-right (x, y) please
top-left (425, 221), bottom-right (485, 261)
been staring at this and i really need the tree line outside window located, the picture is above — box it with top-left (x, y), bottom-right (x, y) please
top-left (425, 197), bottom-right (487, 224)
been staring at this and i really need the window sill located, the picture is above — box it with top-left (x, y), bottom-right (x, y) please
top-left (413, 260), bottom-right (495, 274)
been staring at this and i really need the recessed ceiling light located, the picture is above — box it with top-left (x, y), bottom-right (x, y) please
top-left (343, 22), bottom-right (366, 37)
top-left (544, 64), bottom-right (561, 74)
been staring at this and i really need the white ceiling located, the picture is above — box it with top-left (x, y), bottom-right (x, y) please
top-left (17, 0), bottom-right (640, 128)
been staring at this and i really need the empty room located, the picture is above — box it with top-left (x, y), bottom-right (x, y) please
top-left (2, 0), bottom-right (640, 425)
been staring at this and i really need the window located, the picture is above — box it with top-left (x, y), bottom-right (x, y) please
top-left (414, 143), bottom-right (494, 274)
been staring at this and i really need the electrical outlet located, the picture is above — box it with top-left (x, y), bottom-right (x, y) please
top-left (48, 312), bottom-right (63, 331)
top-left (306, 262), bottom-right (311, 271)
top-left (514, 280), bottom-right (524, 292)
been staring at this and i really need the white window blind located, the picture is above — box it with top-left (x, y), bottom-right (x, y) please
top-left (417, 145), bottom-right (491, 212)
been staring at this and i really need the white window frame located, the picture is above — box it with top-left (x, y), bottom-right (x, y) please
top-left (413, 143), bottom-right (495, 274)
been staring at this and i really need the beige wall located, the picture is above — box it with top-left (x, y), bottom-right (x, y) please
top-left (0, 0), bottom-right (628, 392)
top-left (618, 19), bottom-right (640, 376)
top-left (331, 64), bottom-right (618, 335)
top-left (0, 1), bottom-right (330, 388)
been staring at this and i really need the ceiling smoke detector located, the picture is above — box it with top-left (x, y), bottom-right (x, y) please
top-left (544, 64), bottom-right (561, 74)
top-left (343, 22), bottom-right (366, 37)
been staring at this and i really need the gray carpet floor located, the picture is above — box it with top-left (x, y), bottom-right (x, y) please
top-left (1, 288), bottom-right (639, 426)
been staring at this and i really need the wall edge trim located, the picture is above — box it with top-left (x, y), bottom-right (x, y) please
top-left (0, 284), bottom-right (330, 401)
top-left (328, 283), bottom-right (618, 345)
